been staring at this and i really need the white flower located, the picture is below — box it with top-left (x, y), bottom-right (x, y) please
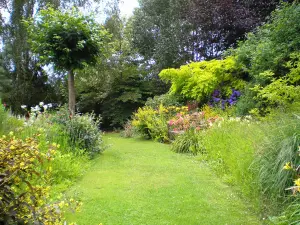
top-left (34, 105), bottom-right (41, 111)
top-left (39, 102), bottom-right (44, 106)
top-left (21, 105), bottom-right (27, 109)
top-left (47, 103), bottom-right (53, 108)
top-left (43, 105), bottom-right (48, 110)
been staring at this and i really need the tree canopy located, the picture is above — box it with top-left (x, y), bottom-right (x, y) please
top-left (26, 7), bottom-right (111, 114)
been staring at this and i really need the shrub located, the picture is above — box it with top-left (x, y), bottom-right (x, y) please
top-left (66, 113), bottom-right (104, 157)
top-left (120, 120), bottom-right (135, 138)
top-left (159, 56), bottom-right (246, 103)
top-left (234, 3), bottom-right (300, 114)
top-left (0, 134), bottom-right (81, 224)
top-left (15, 107), bottom-right (93, 192)
top-left (145, 94), bottom-right (184, 109)
top-left (132, 105), bottom-right (188, 142)
top-left (171, 129), bottom-right (204, 154)
top-left (235, 3), bottom-right (300, 79)
top-left (35, 106), bottom-right (105, 157)
top-left (168, 112), bottom-right (220, 133)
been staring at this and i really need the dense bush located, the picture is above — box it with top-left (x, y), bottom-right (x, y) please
top-left (46, 107), bottom-right (104, 157)
top-left (168, 111), bottom-right (220, 132)
top-left (234, 3), bottom-right (300, 114)
top-left (145, 94), bottom-right (184, 109)
top-left (159, 56), bottom-right (246, 103)
top-left (0, 134), bottom-right (81, 224)
top-left (66, 113), bottom-right (104, 157)
top-left (132, 105), bottom-right (188, 142)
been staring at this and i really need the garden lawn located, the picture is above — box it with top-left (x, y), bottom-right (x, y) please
top-left (67, 133), bottom-right (260, 225)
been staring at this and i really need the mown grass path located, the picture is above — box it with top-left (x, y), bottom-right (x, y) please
top-left (67, 134), bottom-right (260, 225)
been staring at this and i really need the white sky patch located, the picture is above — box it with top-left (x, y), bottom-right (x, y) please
top-left (119, 0), bottom-right (139, 17)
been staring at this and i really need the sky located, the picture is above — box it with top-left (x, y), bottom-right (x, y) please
top-left (0, 0), bottom-right (140, 23)
top-left (119, 0), bottom-right (139, 17)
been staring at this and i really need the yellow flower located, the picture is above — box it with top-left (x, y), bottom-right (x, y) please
top-left (294, 178), bottom-right (300, 187)
top-left (10, 145), bottom-right (16, 150)
top-left (283, 162), bottom-right (292, 170)
top-left (58, 201), bottom-right (65, 208)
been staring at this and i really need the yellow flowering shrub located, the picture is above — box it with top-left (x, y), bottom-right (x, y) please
top-left (132, 105), bottom-right (188, 142)
top-left (0, 134), bottom-right (81, 224)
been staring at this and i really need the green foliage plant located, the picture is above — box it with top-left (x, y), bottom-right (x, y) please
top-left (250, 54), bottom-right (300, 109)
top-left (34, 106), bottom-right (104, 158)
top-left (16, 106), bottom-right (96, 192)
top-left (171, 129), bottom-right (204, 154)
top-left (66, 112), bottom-right (104, 157)
top-left (199, 118), bottom-right (264, 206)
top-left (145, 94), bottom-right (184, 109)
top-left (0, 134), bottom-right (81, 224)
top-left (0, 100), bottom-right (24, 135)
top-left (254, 115), bottom-right (300, 207)
top-left (26, 6), bottom-right (111, 115)
top-left (132, 105), bottom-right (189, 142)
top-left (234, 3), bottom-right (300, 114)
top-left (159, 56), bottom-right (245, 103)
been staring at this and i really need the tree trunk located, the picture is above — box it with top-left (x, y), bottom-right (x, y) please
top-left (68, 70), bottom-right (76, 116)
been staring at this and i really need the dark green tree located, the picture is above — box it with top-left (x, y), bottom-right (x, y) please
top-left (26, 7), bottom-right (111, 115)
top-left (131, 0), bottom-right (291, 74)
top-left (76, 9), bottom-right (156, 128)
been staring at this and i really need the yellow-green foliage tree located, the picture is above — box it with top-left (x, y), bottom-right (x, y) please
top-left (159, 56), bottom-right (245, 103)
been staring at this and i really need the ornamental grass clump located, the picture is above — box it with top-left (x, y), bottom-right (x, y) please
top-left (171, 129), bottom-right (204, 154)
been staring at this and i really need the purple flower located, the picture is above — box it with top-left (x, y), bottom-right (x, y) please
top-left (212, 90), bottom-right (220, 97)
top-left (232, 90), bottom-right (241, 97)
top-left (212, 97), bottom-right (221, 103)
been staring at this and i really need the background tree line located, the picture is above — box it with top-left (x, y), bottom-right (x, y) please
top-left (0, 0), bottom-right (292, 128)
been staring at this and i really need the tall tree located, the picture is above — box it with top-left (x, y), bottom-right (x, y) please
top-left (131, 0), bottom-right (291, 74)
top-left (0, 0), bottom-right (112, 111)
top-left (26, 7), bottom-right (110, 115)
top-left (76, 8), bottom-right (156, 127)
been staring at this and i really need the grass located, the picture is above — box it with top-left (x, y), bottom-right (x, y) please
top-left (66, 133), bottom-right (260, 225)
top-left (197, 120), bottom-right (264, 206)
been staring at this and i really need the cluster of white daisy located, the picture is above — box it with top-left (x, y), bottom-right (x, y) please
top-left (21, 102), bottom-right (53, 112)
